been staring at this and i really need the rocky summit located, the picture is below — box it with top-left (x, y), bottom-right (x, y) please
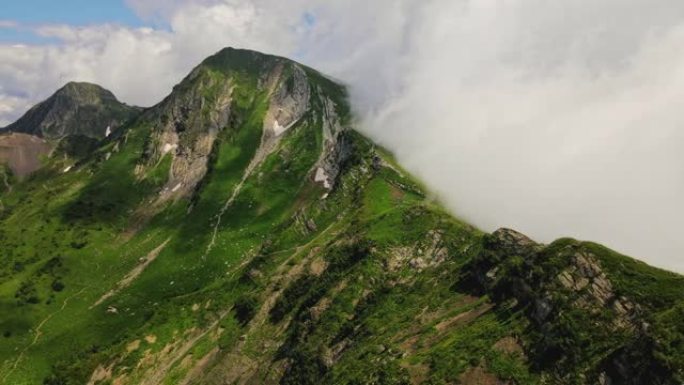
top-left (0, 48), bottom-right (681, 385)
top-left (1, 82), bottom-right (139, 140)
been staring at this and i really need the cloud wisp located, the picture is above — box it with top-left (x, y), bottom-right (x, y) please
top-left (1, 0), bottom-right (683, 271)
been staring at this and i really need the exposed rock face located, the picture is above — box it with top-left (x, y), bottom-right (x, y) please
top-left (140, 66), bottom-right (235, 199)
top-left (489, 228), bottom-right (543, 256)
top-left (479, 228), bottom-right (641, 327)
top-left (312, 93), bottom-right (351, 190)
top-left (556, 252), bottom-right (641, 329)
top-left (263, 64), bottom-right (311, 138)
top-left (2, 82), bottom-right (139, 140)
top-left (387, 229), bottom-right (450, 272)
top-left (242, 63), bottom-right (312, 187)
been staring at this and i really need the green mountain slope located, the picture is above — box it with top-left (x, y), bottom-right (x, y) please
top-left (0, 48), bottom-right (681, 385)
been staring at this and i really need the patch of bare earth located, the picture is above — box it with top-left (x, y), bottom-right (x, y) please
top-left (178, 347), bottom-right (220, 385)
top-left (127, 340), bottom-right (141, 353)
top-left (309, 257), bottom-right (328, 276)
top-left (87, 364), bottom-right (114, 385)
top-left (493, 336), bottom-right (526, 359)
top-left (389, 184), bottom-right (405, 200)
top-left (434, 303), bottom-right (493, 333)
top-left (400, 361), bottom-right (431, 385)
top-left (0, 133), bottom-right (52, 177)
top-left (458, 365), bottom-right (511, 385)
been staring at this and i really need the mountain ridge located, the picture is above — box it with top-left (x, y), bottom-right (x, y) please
top-left (0, 47), bottom-right (681, 385)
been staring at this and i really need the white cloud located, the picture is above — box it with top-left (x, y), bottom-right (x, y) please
top-left (1, 0), bottom-right (683, 271)
top-left (0, 94), bottom-right (31, 126)
top-left (0, 20), bottom-right (18, 29)
top-left (0, 1), bottom-right (301, 115)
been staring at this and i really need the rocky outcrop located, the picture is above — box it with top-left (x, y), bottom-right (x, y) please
top-left (312, 93), bottom-right (352, 191)
top-left (488, 228), bottom-right (543, 256)
top-left (386, 229), bottom-right (450, 272)
top-left (556, 252), bottom-right (641, 329)
top-left (263, 64), bottom-right (310, 138)
top-left (140, 66), bottom-right (234, 200)
top-left (241, 63), bottom-right (311, 185)
top-left (470, 228), bottom-right (661, 384)
top-left (2, 82), bottom-right (139, 140)
top-left (478, 228), bottom-right (642, 327)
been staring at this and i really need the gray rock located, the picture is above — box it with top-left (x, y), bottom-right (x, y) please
top-left (306, 218), bottom-right (318, 232)
top-left (558, 271), bottom-right (575, 289)
top-left (409, 257), bottom-right (427, 270)
top-left (534, 297), bottom-right (553, 322)
top-left (311, 92), bottom-right (352, 190)
top-left (491, 228), bottom-right (542, 255)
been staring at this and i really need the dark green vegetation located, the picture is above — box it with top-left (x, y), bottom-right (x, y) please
top-left (0, 48), bottom-right (682, 385)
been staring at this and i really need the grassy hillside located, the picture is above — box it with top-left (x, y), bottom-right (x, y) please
top-left (0, 48), bottom-right (681, 385)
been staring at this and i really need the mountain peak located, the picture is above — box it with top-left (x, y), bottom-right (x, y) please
top-left (203, 46), bottom-right (287, 65)
top-left (139, 46), bottom-right (347, 201)
top-left (192, 47), bottom-right (298, 82)
top-left (2, 82), bottom-right (139, 140)
top-left (57, 81), bottom-right (116, 99)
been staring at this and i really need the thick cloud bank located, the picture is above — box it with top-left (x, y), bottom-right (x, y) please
top-left (1, 0), bottom-right (683, 271)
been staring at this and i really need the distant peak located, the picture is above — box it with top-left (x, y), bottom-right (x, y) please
top-left (56, 81), bottom-right (118, 101)
top-left (2, 81), bottom-right (139, 139)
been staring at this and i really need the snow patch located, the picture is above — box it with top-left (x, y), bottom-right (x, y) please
top-left (272, 117), bottom-right (302, 137)
top-left (171, 183), bottom-right (182, 193)
top-left (162, 143), bottom-right (178, 155)
top-left (314, 167), bottom-right (332, 189)
top-left (273, 120), bottom-right (287, 136)
top-left (105, 126), bottom-right (112, 137)
top-left (63, 166), bottom-right (72, 173)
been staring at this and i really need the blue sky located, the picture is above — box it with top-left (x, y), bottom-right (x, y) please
top-left (0, 0), bottom-right (143, 42)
